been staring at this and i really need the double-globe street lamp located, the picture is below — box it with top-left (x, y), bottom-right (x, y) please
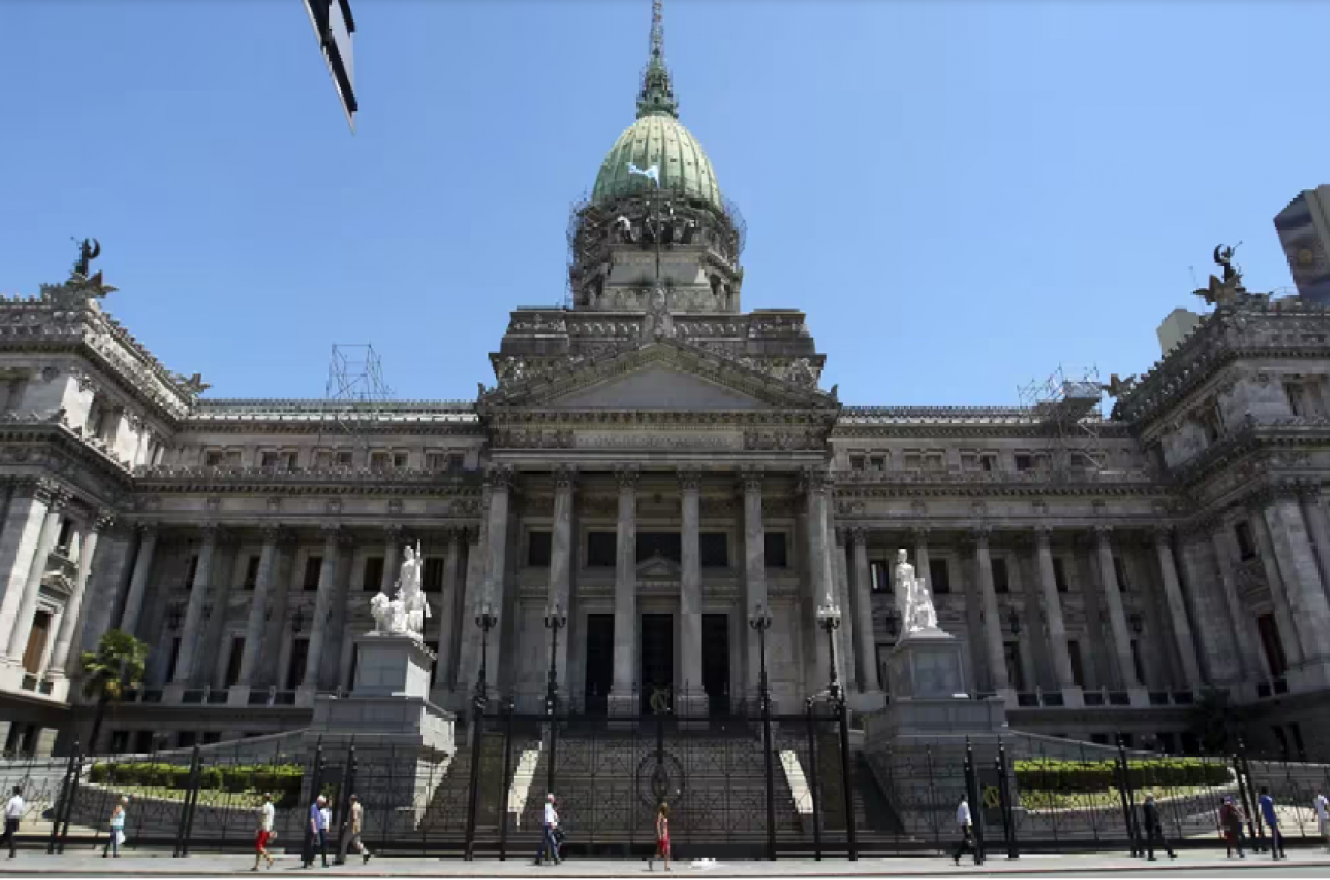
top-left (814, 591), bottom-right (858, 861)
top-left (748, 601), bottom-right (776, 861)
top-left (464, 599), bottom-right (499, 861)
top-left (544, 601), bottom-right (568, 798)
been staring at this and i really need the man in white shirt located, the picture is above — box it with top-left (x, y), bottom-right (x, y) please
top-left (3, 786), bottom-right (23, 860)
top-left (1315, 790), bottom-right (1329, 851)
top-left (534, 794), bottom-right (560, 866)
top-left (254, 793), bottom-right (276, 871)
top-left (953, 795), bottom-right (974, 866)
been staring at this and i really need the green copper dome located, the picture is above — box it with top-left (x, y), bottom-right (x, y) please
top-left (591, 115), bottom-right (722, 210)
top-left (590, 1), bottom-right (722, 211)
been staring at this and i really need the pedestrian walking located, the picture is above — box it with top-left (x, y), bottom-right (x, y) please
top-left (648, 802), bottom-right (671, 872)
top-left (952, 795), bottom-right (974, 866)
top-left (1218, 796), bottom-right (1245, 858)
top-left (1259, 787), bottom-right (1285, 861)
top-left (534, 793), bottom-right (560, 866)
top-left (102, 797), bottom-right (128, 858)
top-left (253, 793), bottom-right (275, 871)
top-left (1, 785), bottom-right (22, 859)
top-left (338, 794), bottom-right (371, 866)
top-left (1315, 789), bottom-right (1329, 852)
top-left (303, 794), bottom-right (329, 869)
top-left (1141, 793), bottom-right (1176, 861)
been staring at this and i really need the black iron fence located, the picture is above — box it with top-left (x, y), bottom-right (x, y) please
top-left (4, 703), bottom-right (1329, 861)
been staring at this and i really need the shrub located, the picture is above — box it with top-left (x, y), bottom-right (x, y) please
top-left (1015, 758), bottom-right (1229, 793)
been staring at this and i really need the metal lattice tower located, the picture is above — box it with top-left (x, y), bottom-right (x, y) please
top-left (321, 343), bottom-right (393, 451)
top-left (1017, 364), bottom-right (1106, 476)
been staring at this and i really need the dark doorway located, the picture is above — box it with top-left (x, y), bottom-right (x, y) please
top-left (702, 614), bottom-right (730, 715)
top-left (584, 614), bottom-right (614, 715)
top-left (640, 614), bottom-right (674, 714)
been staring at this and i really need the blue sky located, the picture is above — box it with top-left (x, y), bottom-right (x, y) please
top-left (1, 0), bottom-right (1326, 406)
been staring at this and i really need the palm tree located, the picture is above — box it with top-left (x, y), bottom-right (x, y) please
top-left (80, 629), bottom-right (149, 755)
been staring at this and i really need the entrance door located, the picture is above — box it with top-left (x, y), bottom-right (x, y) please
top-left (584, 615), bottom-right (614, 715)
top-left (21, 611), bottom-right (51, 675)
top-left (640, 614), bottom-right (674, 714)
top-left (702, 614), bottom-right (730, 715)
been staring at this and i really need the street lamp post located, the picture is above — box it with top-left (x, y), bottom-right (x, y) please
top-left (749, 601), bottom-right (776, 862)
top-left (463, 600), bottom-right (498, 861)
top-left (544, 601), bottom-right (568, 799)
top-left (815, 591), bottom-right (858, 861)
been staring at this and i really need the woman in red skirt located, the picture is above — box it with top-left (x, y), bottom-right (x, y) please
top-left (650, 802), bottom-right (671, 872)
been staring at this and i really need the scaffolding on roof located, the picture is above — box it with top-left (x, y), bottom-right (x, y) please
top-left (1017, 364), bottom-right (1106, 476)
top-left (317, 343), bottom-right (394, 451)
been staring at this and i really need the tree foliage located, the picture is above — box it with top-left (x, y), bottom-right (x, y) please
top-left (79, 629), bottom-right (149, 702)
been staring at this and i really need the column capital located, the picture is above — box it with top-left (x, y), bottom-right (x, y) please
top-left (833, 526), bottom-right (849, 548)
top-left (1093, 524), bottom-right (1114, 543)
top-left (320, 523), bottom-right (352, 547)
top-left (850, 526), bottom-right (868, 546)
top-left (1151, 525), bottom-right (1176, 545)
top-left (382, 523), bottom-right (406, 545)
top-left (678, 468), bottom-right (702, 493)
top-left (910, 527), bottom-right (930, 546)
top-left (92, 511), bottom-right (116, 533)
top-left (463, 524), bottom-right (483, 546)
top-left (15, 476), bottom-right (62, 506)
top-left (1033, 523), bottom-right (1054, 545)
top-left (260, 523), bottom-right (293, 546)
top-left (798, 466), bottom-right (832, 496)
top-left (485, 463), bottom-right (515, 491)
top-left (615, 464), bottom-right (640, 492)
top-left (197, 521), bottom-right (223, 544)
top-left (136, 521), bottom-right (160, 539)
top-left (740, 466), bottom-right (764, 494)
top-left (1295, 480), bottom-right (1323, 503)
top-left (966, 525), bottom-right (992, 546)
top-left (552, 464), bottom-right (577, 491)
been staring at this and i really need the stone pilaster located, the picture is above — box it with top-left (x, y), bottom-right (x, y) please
top-left (1210, 520), bottom-right (1268, 684)
top-left (547, 466), bottom-right (575, 699)
top-left (970, 527), bottom-right (1009, 693)
top-left (741, 468), bottom-right (767, 699)
top-left (849, 527), bottom-right (881, 694)
top-left (611, 466), bottom-right (638, 708)
top-left (3, 490), bottom-right (65, 665)
top-left (117, 523), bottom-right (159, 638)
top-left (1152, 528), bottom-right (1202, 690)
top-left (1260, 490), bottom-right (1330, 685)
top-left (47, 511), bottom-right (112, 678)
top-left (301, 525), bottom-right (344, 697)
top-left (1094, 526), bottom-right (1138, 689)
top-left (170, 523), bottom-right (219, 686)
top-left (1033, 527), bottom-right (1076, 693)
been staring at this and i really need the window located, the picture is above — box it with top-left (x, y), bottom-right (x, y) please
top-left (1053, 557), bottom-right (1068, 593)
top-left (700, 533), bottom-right (728, 568)
top-left (426, 452), bottom-right (447, 470)
top-left (185, 554), bottom-right (200, 590)
top-left (243, 556), bottom-right (260, 590)
top-left (991, 557), bottom-right (1009, 594)
top-left (448, 453), bottom-right (466, 473)
top-left (224, 637), bottom-right (245, 687)
top-left (314, 450), bottom-right (333, 468)
top-left (869, 455), bottom-right (886, 472)
top-left (1258, 614), bottom-right (1287, 678)
top-left (849, 455), bottom-right (866, 472)
top-left (393, 451), bottom-right (409, 469)
top-left (1067, 640), bottom-right (1087, 688)
top-left (285, 638), bottom-right (309, 690)
top-left (1003, 642), bottom-right (1025, 692)
top-left (1284, 381), bottom-right (1307, 417)
top-left (1235, 521), bottom-right (1257, 561)
top-left (424, 557), bottom-right (444, 592)
top-left (303, 556), bottom-right (322, 592)
top-left (56, 519), bottom-right (73, 554)
top-left (1015, 454), bottom-right (1033, 472)
top-left (1130, 639), bottom-right (1146, 686)
top-left (260, 451), bottom-right (280, 468)
top-left (204, 449), bottom-right (225, 466)
top-left (1114, 556), bottom-right (1130, 592)
top-left (637, 532), bottom-right (682, 564)
top-left (980, 454), bottom-right (996, 472)
top-left (1200, 404), bottom-right (1223, 443)
top-left (870, 560), bottom-right (891, 593)
top-left (903, 453), bottom-right (921, 471)
top-left (928, 558), bottom-right (950, 594)
top-left (363, 556), bottom-right (385, 592)
top-left (763, 532), bottom-right (788, 568)
top-left (165, 637), bottom-right (182, 683)
top-left (370, 451), bottom-right (390, 470)
top-left (923, 452), bottom-right (945, 472)
top-left (336, 450), bottom-right (353, 467)
top-left (587, 532), bottom-right (617, 567)
top-left (528, 531), bottom-right (552, 567)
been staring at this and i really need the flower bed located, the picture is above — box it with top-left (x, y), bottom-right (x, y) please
top-left (88, 763), bottom-right (306, 807)
top-left (1014, 758), bottom-right (1229, 794)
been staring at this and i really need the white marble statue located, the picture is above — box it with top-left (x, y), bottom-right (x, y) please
top-left (368, 541), bottom-right (431, 640)
top-left (894, 548), bottom-right (939, 635)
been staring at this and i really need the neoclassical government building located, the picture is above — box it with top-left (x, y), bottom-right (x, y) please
top-left (2, 4), bottom-right (1328, 760)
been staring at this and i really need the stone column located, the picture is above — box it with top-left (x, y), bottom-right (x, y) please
top-left (196, 532), bottom-right (238, 687)
top-left (117, 524), bottom-right (159, 637)
top-left (741, 468), bottom-right (767, 700)
top-left (434, 528), bottom-right (463, 689)
top-left (1, 490), bottom-right (65, 664)
top-left (1299, 489), bottom-right (1330, 598)
top-left (850, 527), bottom-right (881, 694)
top-left (1247, 499), bottom-right (1305, 667)
top-left (169, 523), bottom-right (219, 687)
top-left (970, 527), bottom-right (1009, 692)
top-left (47, 512), bottom-right (112, 678)
top-left (911, 529), bottom-right (931, 592)
top-left (233, 526), bottom-right (283, 696)
top-left (1094, 526), bottom-right (1138, 689)
top-left (1261, 489), bottom-right (1330, 686)
top-left (547, 466), bottom-right (575, 700)
top-left (1033, 527), bottom-right (1076, 692)
top-left (381, 524), bottom-right (403, 595)
top-left (610, 466), bottom-right (638, 713)
top-left (1152, 528), bottom-right (1203, 691)
top-left (482, 466), bottom-right (512, 697)
top-left (454, 523), bottom-right (487, 697)
top-left (831, 526), bottom-right (856, 693)
top-left (301, 525), bottom-right (344, 698)
top-left (679, 469), bottom-right (705, 716)
top-left (1210, 520), bottom-right (1270, 684)
top-left (801, 469), bottom-right (836, 690)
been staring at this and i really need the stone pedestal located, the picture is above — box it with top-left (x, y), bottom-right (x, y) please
top-left (305, 635), bottom-right (456, 835)
top-left (877, 627), bottom-right (1008, 740)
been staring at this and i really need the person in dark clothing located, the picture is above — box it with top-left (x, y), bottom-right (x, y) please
top-left (1219, 796), bottom-right (1245, 859)
top-left (1259, 787), bottom-right (1286, 860)
top-left (1142, 794), bottom-right (1176, 861)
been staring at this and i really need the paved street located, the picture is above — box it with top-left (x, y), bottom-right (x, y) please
top-left (2, 850), bottom-right (1330, 877)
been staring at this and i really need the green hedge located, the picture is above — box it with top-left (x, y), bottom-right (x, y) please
top-left (89, 762), bottom-right (306, 807)
top-left (1015, 758), bottom-right (1229, 793)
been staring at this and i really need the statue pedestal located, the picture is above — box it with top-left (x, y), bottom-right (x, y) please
top-left (875, 627), bottom-right (1008, 740)
top-left (305, 634), bottom-right (455, 834)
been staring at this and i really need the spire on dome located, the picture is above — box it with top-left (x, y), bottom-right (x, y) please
top-left (636, 0), bottom-right (678, 119)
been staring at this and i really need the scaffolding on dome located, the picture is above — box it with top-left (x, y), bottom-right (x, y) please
top-left (318, 343), bottom-right (394, 451)
top-left (1017, 364), bottom-right (1106, 476)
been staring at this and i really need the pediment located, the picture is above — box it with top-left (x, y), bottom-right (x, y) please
top-left (480, 340), bottom-right (838, 412)
top-left (637, 554), bottom-right (681, 579)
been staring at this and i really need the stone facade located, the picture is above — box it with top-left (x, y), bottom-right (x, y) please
top-left (2, 9), bottom-right (1329, 763)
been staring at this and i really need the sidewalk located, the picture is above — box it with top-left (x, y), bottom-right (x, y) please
top-left (1, 850), bottom-right (1329, 876)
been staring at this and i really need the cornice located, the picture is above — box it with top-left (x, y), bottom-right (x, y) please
top-left (831, 468), bottom-right (1165, 498)
top-left (1166, 417), bottom-right (1330, 489)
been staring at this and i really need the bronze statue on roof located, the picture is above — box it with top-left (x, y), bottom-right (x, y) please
top-left (1193, 242), bottom-right (1245, 306)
